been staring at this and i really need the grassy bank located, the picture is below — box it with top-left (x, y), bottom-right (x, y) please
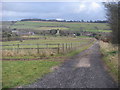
top-left (2, 40), bottom-right (94, 89)
top-left (99, 41), bottom-right (119, 83)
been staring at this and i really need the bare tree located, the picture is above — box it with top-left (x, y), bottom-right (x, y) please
top-left (105, 1), bottom-right (119, 45)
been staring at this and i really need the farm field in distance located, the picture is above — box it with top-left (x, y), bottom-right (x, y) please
top-left (2, 36), bottom-right (91, 45)
top-left (8, 21), bottom-right (111, 32)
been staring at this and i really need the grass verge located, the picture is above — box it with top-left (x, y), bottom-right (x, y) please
top-left (99, 41), bottom-right (119, 83)
top-left (0, 61), bottom-right (2, 90)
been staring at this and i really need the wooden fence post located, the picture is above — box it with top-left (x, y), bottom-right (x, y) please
top-left (71, 43), bottom-right (72, 50)
top-left (12, 44), bottom-right (14, 51)
top-left (66, 43), bottom-right (67, 52)
top-left (57, 44), bottom-right (60, 54)
top-left (17, 44), bottom-right (19, 54)
top-left (69, 43), bottom-right (70, 51)
top-left (62, 43), bottom-right (64, 53)
top-left (37, 44), bottom-right (40, 54)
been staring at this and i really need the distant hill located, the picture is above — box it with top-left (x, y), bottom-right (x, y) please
top-left (9, 21), bottom-right (111, 32)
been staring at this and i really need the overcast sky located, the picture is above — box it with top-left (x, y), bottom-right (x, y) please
top-left (2, 1), bottom-right (107, 21)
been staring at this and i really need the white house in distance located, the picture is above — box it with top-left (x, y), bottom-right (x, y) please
top-left (56, 30), bottom-right (60, 35)
top-left (12, 30), bottom-right (35, 36)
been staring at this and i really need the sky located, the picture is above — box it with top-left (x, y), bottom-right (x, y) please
top-left (2, 1), bottom-right (107, 21)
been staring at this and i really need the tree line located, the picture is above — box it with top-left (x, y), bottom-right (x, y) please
top-left (20, 19), bottom-right (108, 23)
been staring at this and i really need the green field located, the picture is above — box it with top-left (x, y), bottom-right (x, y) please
top-left (2, 36), bottom-right (91, 47)
top-left (2, 36), bottom-right (94, 58)
top-left (84, 30), bottom-right (111, 32)
top-left (2, 40), bottom-right (94, 88)
top-left (10, 21), bottom-right (111, 32)
top-left (2, 60), bottom-right (61, 88)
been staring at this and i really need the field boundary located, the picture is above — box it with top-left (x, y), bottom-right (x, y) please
top-left (2, 40), bottom-right (94, 59)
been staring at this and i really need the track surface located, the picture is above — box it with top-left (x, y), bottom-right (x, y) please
top-left (22, 42), bottom-right (117, 88)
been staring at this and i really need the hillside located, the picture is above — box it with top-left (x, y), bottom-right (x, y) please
top-left (9, 21), bottom-right (111, 32)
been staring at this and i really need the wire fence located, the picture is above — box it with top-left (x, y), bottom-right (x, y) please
top-left (1, 37), bottom-right (42, 42)
top-left (1, 40), bottom-right (93, 57)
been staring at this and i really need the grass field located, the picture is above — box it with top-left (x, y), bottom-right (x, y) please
top-left (2, 60), bottom-right (61, 88)
top-left (10, 21), bottom-right (111, 32)
top-left (84, 30), bottom-right (111, 32)
top-left (2, 36), bottom-right (92, 48)
top-left (2, 36), bottom-right (93, 58)
top-left (2, 39), bottom-right (94, 88)
top-left (2, 36), bottom-right (90, 44)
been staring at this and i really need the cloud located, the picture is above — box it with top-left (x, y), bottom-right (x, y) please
top-left (76, 4), bottom-right (86, 13)
top-left (90, 2), bottom-right (101, 11)
top-left (56, 18), bottom-right (64, 21)
top-left (91, 2), bottom-right (100, 8)
top-left (74, 2), bottom-right (104, 13)
top-left (2, 0), bottom-right (107, 2)
top-left (2, 2), bottom-right (106, 21)
top-left (3, 2), bottom-right (61, 13)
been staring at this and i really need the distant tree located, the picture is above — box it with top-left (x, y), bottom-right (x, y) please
top-left (50, 29), bottom-right (57, 35)
top-left (81, 20), bottom-right (84, 22)
top-left (13, 28), bottom-right (17, 30)
top-left (92, 33), bottom-right (97, 37)
top-left (76, 32), bottom-right (81, 36)
top-left (105, 2), bottom-right (119, 44)
top-left (6, 33), bottom-right (12, 41)
top-left (90, 20), bottom-right (93, 23)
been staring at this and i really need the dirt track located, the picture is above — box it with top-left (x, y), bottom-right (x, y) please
top-left (21, 42), bottom-right (118, 88)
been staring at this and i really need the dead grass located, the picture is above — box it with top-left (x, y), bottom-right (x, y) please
top-left (2, 49), bottom-right (57, 57)
top-left (99, 41), bottom-right (118, 82)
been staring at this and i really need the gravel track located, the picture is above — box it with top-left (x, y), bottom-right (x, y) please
top-left (21, 42), bottom-right (118, 88)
